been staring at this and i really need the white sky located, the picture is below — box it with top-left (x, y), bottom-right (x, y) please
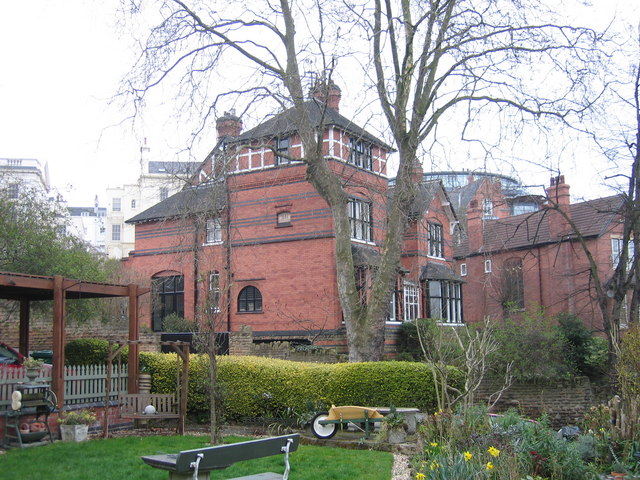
top-left (0, 0), bottom-right (638, 206)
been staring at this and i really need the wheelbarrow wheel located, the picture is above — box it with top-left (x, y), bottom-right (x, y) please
top-left (311, 412), bottom-right (337, 439)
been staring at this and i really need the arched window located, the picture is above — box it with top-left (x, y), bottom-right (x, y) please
top-left (238, 286), bottom-right (262, 312)
top-left (151, 274), bottom-right (184, 332)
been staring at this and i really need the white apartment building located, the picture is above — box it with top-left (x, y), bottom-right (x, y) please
top-left (67, 204), bottom-right (107, 254)
top-left (105, 144), bottom-right (200, 259)
top-left (0, 158), bottom-right (50, 196)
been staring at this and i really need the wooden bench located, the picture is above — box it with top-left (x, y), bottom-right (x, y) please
top-left (141, 434), bottom-right (300, 480)
top-left (119, 394), bottom-right (181, 432)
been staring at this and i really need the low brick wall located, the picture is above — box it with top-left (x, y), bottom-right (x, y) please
top-left (475, 377), bottom-right (611, 428)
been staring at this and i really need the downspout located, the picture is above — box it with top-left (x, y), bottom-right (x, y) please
top-left (225, 178), bottom-right (232, 333)
top-left (193, 221), bottom-right (200, 321)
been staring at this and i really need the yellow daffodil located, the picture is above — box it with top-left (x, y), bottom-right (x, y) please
top-left (488, 446), bottom-right (500, 457)
top-left (430, 442), bottom-right (439, 447)
top-left (486, 461), bottom-right (494, 470)
top-left (415, 473), bottom-right (426, 480)
top-left (464, 451), bottom-right (473, 461)
top-left (430, 461), bottom-right (440, 471)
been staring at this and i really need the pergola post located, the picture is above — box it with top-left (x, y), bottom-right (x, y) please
top-left (18, 300), bottom-right (30, 356)
top-left (127, 283), bottom-right (140, 394)
top-left (52, 275), bottom-right (66, 409)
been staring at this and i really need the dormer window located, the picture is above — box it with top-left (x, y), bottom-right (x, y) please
top-left (275, 136), bottom-right (291, 164)
top-left (482, 198), bottom-right (494, 219)
top-left (348, 137), bottom-right (373, 170)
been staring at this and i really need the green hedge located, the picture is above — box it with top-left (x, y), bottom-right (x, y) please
top-left (140, 354), bottom-right (461, 419)
top-left (65, 338), bottom-right (128, 366)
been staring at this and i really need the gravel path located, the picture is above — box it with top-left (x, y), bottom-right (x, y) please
top-left (391, 453), bottom-right (411, 479)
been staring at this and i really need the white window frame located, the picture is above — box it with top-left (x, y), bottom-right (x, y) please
top-left (112, 197), bottom-right (121, 212)
top-left (484, 259), bottom-right (492, 273)
top-left (348, 198), bottom-right (373, 243)
top-left (111, 224), bottom-right (121, 241)
top-left (612, 236), bottom-right (634, 269)
top-left (277, 211), bottom-right (291, 225)
top-left (205, 218), bottom-right (222, 245)
top-left (482, 198), bottom-right (494, 218)
top-left (131, 199), bottom-right (136, 209)
top-left (429, 280), bottom-right (464, 325)
top-left (208, 271), bottom-right (221, 313)
top-left (159, 187), bottom-right (169, 201)
top-left (403, 282), bottom-right (420, 322)
top-left (275, 136), bottom-right (291, 164)
top-left (427, 222), bottom-right (444, 258)
top-left (460, 263), bottom-right (467, 276)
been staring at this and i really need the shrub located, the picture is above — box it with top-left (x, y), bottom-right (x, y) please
top-left (162, 313), bottom-right (197, 333)
top-left (141, 354), bottom-right (461, 418)
top-left (65, 338), bottom-right (128, 366)
top-left (490, 307), bottom-right (570, 381)
top-left (556, 313), bottom-right (607, 378)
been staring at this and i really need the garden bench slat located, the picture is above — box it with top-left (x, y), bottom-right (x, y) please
top-left (141, 434), bottom-right (299, 480)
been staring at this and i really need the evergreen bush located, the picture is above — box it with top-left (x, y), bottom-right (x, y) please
top-left (65, 338), bottom-right (128, 365)
top-left (141, 353), bottom-right (459, 418)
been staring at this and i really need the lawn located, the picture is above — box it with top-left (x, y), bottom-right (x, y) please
top-left (0, 435), bottom-right (394, 480)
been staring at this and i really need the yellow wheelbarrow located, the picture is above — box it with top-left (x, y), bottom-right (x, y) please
top-left (311, 405), bottom-right (384, 439)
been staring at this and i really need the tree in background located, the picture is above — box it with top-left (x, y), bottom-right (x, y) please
top-left (120, 0), bottom-right (605, 360)
top-left (0, 179), bottom-right (120, 320)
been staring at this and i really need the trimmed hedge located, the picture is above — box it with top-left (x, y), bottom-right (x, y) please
top-left (140, 353), bottom-right (461, 418)
top-left (65, 338), bottom-right (128, 366)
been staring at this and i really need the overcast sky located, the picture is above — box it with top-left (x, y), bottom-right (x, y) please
top-left (0, 0), bottom-right (638, 206)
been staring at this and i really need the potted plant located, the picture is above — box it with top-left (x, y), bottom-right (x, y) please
top-left (611, 462), bottom-right (627, 479)
top-left (58, 409), bottom-right (97, 442)
top-left (23, 357), bottom-right (43, 382)
top-left (379, 406), bottom-right (407, 444)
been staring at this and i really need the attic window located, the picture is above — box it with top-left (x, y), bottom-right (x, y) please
top-left (275, 136), bottom-right (291, 164)
top-left (348, 137), bottom-right (373, 170)
top-left (484, 259), bottom-right (492, 273)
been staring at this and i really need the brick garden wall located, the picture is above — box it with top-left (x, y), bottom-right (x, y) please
top-left (476, 377), bottom-right (611, 428)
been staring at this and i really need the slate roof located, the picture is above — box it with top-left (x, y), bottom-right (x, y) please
top-left (126, 183), bottom-right (226, 224)
top-left (455, 194), bottom-right (624, 257)
top-left (232, 100), bottom-right (394, 151)
top-left (421, 262), bottom-right (464, 282)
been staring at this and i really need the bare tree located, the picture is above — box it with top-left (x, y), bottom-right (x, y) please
top-left (119, 0), bottom-right (603, 361)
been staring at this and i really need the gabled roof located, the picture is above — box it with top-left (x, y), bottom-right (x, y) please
top-left (232, 100), bottom-right (394, 151)
top-left (126, 183), bottom-right (226, 224)
top-left (455, 194), bottom-right (624, 257)
top-left (398, 179), bottom-right (458, 224)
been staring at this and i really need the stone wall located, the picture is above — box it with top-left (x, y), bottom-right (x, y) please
top-left (476, 377), bottom-right (611, 428)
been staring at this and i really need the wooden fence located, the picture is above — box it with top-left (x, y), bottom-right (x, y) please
top-left (0, 364), bottom-right (128, 410)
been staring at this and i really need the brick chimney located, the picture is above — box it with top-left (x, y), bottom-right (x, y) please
top-left (466, 200), bottom-right (484, 253)
top-left (311, 80), bottom-right (341, 112)
top-left (545, 175), bottom-right (571, 238)
top-left (216, 110), bottom-right (243, 139)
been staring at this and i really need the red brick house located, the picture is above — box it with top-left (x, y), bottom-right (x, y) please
top-left (454, 175), bottom-right (631, 331)
top-left (122, 87), bottom-right (463, 354)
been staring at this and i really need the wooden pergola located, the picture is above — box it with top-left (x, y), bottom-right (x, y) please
top-left (0, 271), bottom-right (150, 408)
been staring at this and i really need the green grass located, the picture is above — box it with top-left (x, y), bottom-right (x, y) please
top-left (0, 435), bottom-right (394, 480)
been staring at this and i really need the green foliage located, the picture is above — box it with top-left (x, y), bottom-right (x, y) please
top-left (0, 180), bottom-right (120, 321)
top-left (617, 325), bottom-right (640, 397)
top-left (141, 353), bottom-right (461, 418)
top-left (162, 313), bottom-right (197, 333)
top-left (57, 409), bottom-right (97, 425)
top-left (557, 313), bottom-right (607, 378)
top-left (490, 307), bottom-right (571, 381)
top-left (415, 406), bottom-right (597, 480)
top-left (65, 339), bottom-right (128, 366)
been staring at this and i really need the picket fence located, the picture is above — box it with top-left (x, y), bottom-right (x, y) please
top-left (0, 364), bottom-right (128, 411)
